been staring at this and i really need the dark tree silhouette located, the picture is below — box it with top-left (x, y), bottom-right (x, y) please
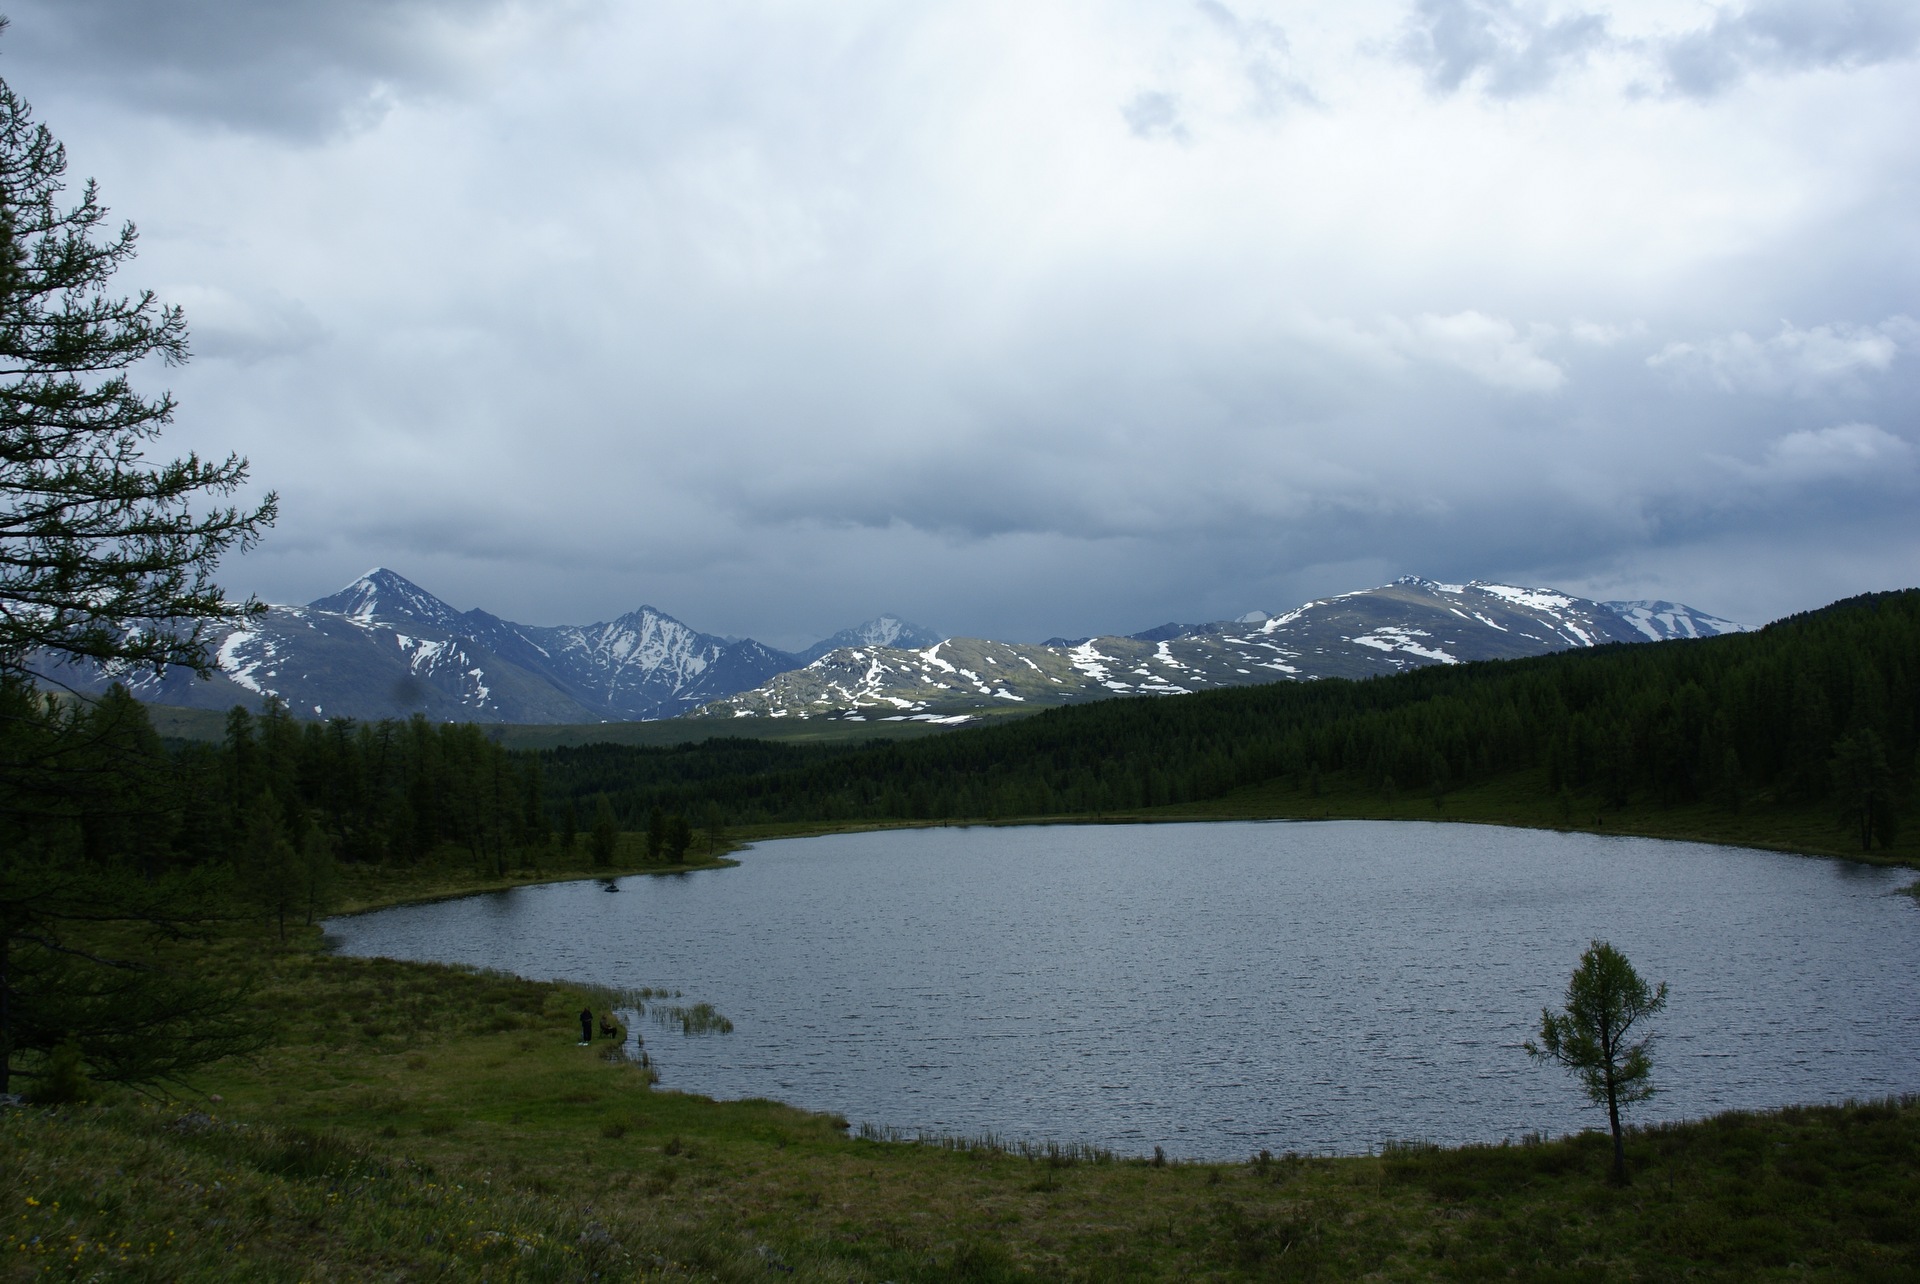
top-left (0, 43), bottom-right (275, 1097)
top-left (1831, 728), bottom-right (1899, 850)
top-left (0, 49), bottom-right (274, 684)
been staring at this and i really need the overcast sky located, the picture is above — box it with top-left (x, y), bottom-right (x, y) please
top-left (4, 0), bottom-right (1916, 648)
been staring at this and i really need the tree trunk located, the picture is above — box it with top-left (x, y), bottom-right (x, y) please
top-left (0, 929), bottom-right (11, 1097)
top-left (1604, 1072), bottom-right (1628, 1185)
top-left (1602, 1030), bottom-right (1629, 1185)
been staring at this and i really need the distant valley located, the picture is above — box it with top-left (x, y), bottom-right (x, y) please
top-left (43, 569), bottom-right (1749, 725)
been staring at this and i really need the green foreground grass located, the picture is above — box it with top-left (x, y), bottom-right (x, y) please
top-left (6, 792), bottom-right (1918, 1282)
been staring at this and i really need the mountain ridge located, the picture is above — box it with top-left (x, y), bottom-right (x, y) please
top-left (691, 577), bottom-right (1752, 723)
top-left (40, 569), bottom-right (1750, 725)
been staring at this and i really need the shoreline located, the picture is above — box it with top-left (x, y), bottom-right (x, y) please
top-left (327, 806), bottom-right (1920, 924)
top-left (328, 853), bottom-right (741, 917)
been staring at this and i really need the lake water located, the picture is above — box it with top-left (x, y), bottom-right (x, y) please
top-left (325, 821), bottom-right (1920, 1159)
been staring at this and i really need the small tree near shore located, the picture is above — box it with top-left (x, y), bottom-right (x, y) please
top-left (1526, 940), bottom-right (1668, 1185)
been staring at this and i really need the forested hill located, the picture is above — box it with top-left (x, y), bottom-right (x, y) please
top-left (537, 590), bottom-right (1918, 850)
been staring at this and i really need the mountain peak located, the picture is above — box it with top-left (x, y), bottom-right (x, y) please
top-left (797, 614), bottom-right (944, 665)
top-left (854, 614), bottom-right (934, 647)
top-left (1391, 575), bottom-right (1469, 595)
top-left (308, 568), bottom-right (465, 628)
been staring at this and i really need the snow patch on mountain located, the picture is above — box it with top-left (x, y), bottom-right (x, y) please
top-left (216, 629), bottom-right (272, 696)
top-left (693, 575), bottom-right (1746, 722)
top-left (1470, 583), bottom-right (1576, 613)
top-left (1602, 600), bottom-right (1753, 641)
top-left (1349, 627), bottom-right (1459, 664)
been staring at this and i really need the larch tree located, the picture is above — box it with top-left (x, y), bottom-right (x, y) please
top-left (0, 37), bottom-right (277, 1097)
top-left (1526, 940), bottom-right (1669, 1185)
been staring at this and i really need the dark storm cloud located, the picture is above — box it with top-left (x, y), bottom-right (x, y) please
top-left (1397, 0), bottom-right (1608, 97)
top-left (1660, 0), bottom-right (1920, 98)
top-left (0, 0), bottom-right (534, 137)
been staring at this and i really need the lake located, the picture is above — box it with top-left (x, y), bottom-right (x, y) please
top-left (325, 820), bottom-right (1920, 1159)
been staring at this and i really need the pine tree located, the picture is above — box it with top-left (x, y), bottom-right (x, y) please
top-left (1830, 728), bottom-right (1898, 850)
top-left (665, 814), bottom-right (693, 862)
top-left (589, 794), bottom-right (618, 869)
top-left (239, 793), bottom-right (299, 943)
top-left (298, 820), bottom-right (338, 926)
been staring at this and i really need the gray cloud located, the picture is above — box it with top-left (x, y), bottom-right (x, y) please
top-left (1649, 318), bottom-right (1918, 396)
top-left (1737, 422), bottom-right (1916, 486)
top-left (1194, 1), bottom-right (1314, 114)
top-left (1660, 0), bottom-right (1920, 98)
top-left (0, 0), bottom-right (547, 137)
top-left (1397, 0), bottom-right (1608, 96)
top-left (168, 285), bottom-right (329, 364)
top-left (1122, 91), bottom-right (1188, 142)
top-left (1124, 2), bottom-right (1311, 141)
top-left (3, 3), bottom-right (1914, 644)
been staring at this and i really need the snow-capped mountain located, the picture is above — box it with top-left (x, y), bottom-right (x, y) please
top-left (44, 569), bottom-right (1753, 726)
top-left (307, 567), bottom-right (470, 631)
top-left (796, 615), bottom-right (943, 666)
top-left (1601, 600), bottom-right (1752, 642)
top-left (690, 578), bottom-right (1751, 722)
top-left (1195, 577), bottom-right (1653, 667)
top-left (45, 569), bottom-right (807, 724)
top-left (508, 607), bottom-right (802, 720)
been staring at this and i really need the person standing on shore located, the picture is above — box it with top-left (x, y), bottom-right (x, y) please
top-left (578, 1007), bottom-right (593, 1045)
